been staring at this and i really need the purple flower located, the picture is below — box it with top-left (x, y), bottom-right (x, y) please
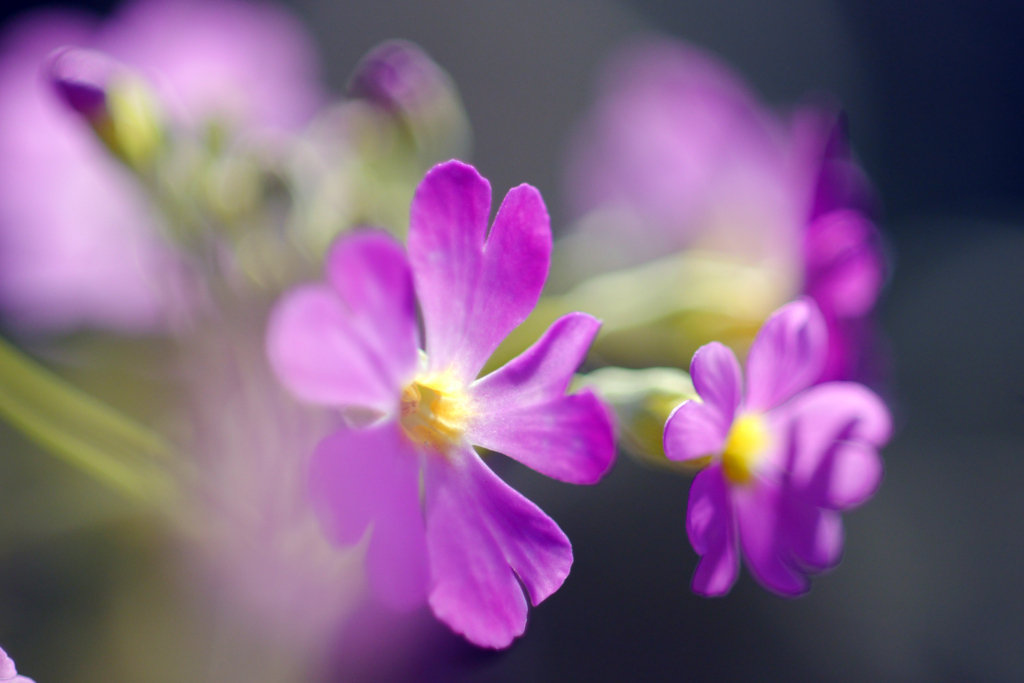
top-left (564, 38), bottom-right (886, 381)
top-left (95, 0), bottom-right (322, 131)
top-left (0, 646), bottom-right (34, 683)
top-left (0, 0), bottom-right (324, 332)
top-left (795, 110), bottom-right (886, 382)
top-left (267, 160), bottom-right (616, 648)
top-left (663, 298), bottom-right (890, 596)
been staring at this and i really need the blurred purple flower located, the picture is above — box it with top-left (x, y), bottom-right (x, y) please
top-left (0, 0), bottom-right (324, 332)
top-left (794, 110), bottom-right (886, 381)
top-left (663, 298), bottom-right (890, 596)
top-left (267, 160), bottom-right (616, 648)
top-left (349, 40), bottom-right (442, 115)
top-left (565, 38), bottom-right (885, 381)
top-left (176, 314), bottom-right (362, 661)
top-left (96, 0), bottom-right (322, 131)
top-left (0, 646), bottom-right (34, 683)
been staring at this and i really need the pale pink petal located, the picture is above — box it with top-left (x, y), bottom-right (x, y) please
top-left (686, 466), bottom-right (739, 596)
top-left (734, 480), bottom-right (809, 596)
top-left (324, 230), bottom-right (421, 367)
top-left (407, 160), bottom-right (490, 379)
top-left (744, 298), bottom-right (828, 412)
top-left (267, 232), bottom-right (417, 413)
top-left (664, 399), bottom-right (728, 462)
top-left (364, 468), bottom-right (430, 611)
top-left (0, 647), bottom-right (15, 679)
top-left (468, 390), bottom-right (614, 484)
top-left (424, 447), bottom-right (572, 649)
top-left (780, 382), bottom-right (889, 509)
top-left (308, 423), bottom-right (428, 610)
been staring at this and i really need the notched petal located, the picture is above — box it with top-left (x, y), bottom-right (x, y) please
top-left (687, 466), bottom-right (739, 596)
top-left (745, 297), bottom-right (828, 412)
top-left (425, 449), bottom-right (572, 648)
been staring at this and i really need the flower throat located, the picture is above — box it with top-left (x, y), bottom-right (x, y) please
top-left (399, 376), bottom-right (471, 452)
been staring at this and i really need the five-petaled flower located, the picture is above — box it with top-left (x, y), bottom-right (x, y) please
top-left (267, 160), bottom-right (616, 648)
top-left (663, 298), bottom-right (890, 596)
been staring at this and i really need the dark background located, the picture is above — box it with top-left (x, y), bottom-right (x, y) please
top-left (0, 0), bottom-right (1022, 681)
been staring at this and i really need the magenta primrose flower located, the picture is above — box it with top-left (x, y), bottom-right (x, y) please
top-left (663, 298), bottom-right (890, 596)
top-left (267, 160), bottom-right (616, 648)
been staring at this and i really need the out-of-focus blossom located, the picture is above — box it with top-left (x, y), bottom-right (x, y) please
top-left (348, 40), bottom-right (471, 164)
top-left (551, 38), bottom-right (885, 379)
top-left (0, 0), bottom-right (324, 333)
top-left (0, 14), bottom-right (182, 332)
top-left (0, 646), bottom-right (34, 683)
top-left (174, 312), bottom-right (362, 664)
top-left (268, 161), bottom-right (615, 648)
top-left (663, 299), bottom-right (890, 596)
top-left (795, 111), bottom-right (886, 381)
top-left (96, 0), bottom-right (322, 133)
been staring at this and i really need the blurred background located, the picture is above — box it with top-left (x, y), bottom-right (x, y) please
top-left (0, 0), bottom-right (1021, 681)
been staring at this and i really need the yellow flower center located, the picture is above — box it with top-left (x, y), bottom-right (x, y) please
top-left (721, 413), bottom-right (770, 485)
top-left (399, 374), bottom-right (473, 453)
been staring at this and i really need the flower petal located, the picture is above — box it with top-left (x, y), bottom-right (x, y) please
top-left (308, 423), bottom-right (428, 610)
top-left (365, 480), bottom-right (430, 611)
top-left (325, 230), bottom-right (420, 370)
top-left (466, 182), bottom-right (551, 377)
top-left (471, 312), bottom-right (600, 407)
top-left (468, 390), bottom-right (615, 484)
top-left (744, 298), bottom-right (827, 412)
top-left (468, 313), bottom-right (614, 484)
top-left (687, 466), bottom-right (739, 596)
top-left (664, 399), bottom-right (728, 462)
top-left (780, 500), bottom-right (844, 572)
top-left (734, 480), bottom-right (809, 596)
top-left (781, 382), bottom-right (889, 509)
top-left (805, 209), bottom-right (885, 320)
top-left (407, 161), bottom-right (489, 378)
top-left (267, 231), bottom-right (417, 413)
top-left (408, 161), bottom-right (552, 383)
top-left (0, 647), bottom-right (15, 679)
top-left (682, 341), bottom-right (742, 448)
top-left (424, 447), bottom-right (572, 648)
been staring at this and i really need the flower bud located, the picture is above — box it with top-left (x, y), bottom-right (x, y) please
top-left (348, 40), bottom-right (469, 162)
top-left (47, 47), bottom-right (163, 170)
top-left (48, 47), bottom-right (111, 120)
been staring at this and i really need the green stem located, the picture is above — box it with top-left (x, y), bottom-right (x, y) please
top-left (0, 336), bottom-right (177, 505)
